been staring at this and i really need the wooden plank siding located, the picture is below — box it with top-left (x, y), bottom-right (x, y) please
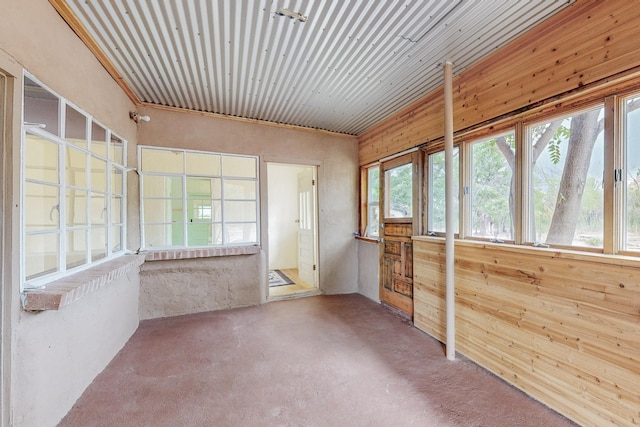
top-left (413, 238), bottom-right (640, 426)
top-left (358, 0), bottom-right (640, 165)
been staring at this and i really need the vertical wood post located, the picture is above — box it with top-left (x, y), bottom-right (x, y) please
top-left (444, 61), bottom-right (455, 361)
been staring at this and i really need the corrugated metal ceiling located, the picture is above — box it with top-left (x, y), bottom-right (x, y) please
top-left (61, 0), bottom-right (574, 135)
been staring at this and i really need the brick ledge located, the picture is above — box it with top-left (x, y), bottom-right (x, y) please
top-left (143, 245), bottom-right (261, 261)
top-left (21, 254), bottom-right (146, 311)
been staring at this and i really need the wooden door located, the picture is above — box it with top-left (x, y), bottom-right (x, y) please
top-left (297, 166), bottom-right (317, 286)
top-left (380, 153), bottom-right (420, 317)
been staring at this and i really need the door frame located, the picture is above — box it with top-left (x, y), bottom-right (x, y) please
top-left (263, 160), bottom-right (320, 298)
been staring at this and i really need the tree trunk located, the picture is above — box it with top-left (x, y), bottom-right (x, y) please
top-left (546, 109), bottom-right (601, 245)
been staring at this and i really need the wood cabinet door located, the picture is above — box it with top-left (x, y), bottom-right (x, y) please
top-left (379, 152), bottom-right (420, 317)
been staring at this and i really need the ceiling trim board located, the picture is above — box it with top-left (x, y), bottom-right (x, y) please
top-left (48, 0), bottom-right (141, 105)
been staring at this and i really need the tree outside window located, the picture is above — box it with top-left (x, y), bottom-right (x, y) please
top-left (469, 132), bottom-right (515, 241)
top-left (528, 106), bottom-right (604, 247)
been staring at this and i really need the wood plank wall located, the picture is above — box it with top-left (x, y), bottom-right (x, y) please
top-left (413, 238), bottom-right (640, 426)
top-left (358, 0), bottom-right (640, 165)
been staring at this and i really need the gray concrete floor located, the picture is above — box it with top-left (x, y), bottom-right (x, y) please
top-left (58, 294), bottom-right (577, 427)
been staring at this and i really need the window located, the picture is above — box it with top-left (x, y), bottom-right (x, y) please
top-left (623, 93), bottom-right (640, 251)
top-left (427, 148), bottom-right (459, 234)
top-left (366, 166), bottom-right (379, 237)
top-left (22, 74), bottom-right (126, 288)
top-left (468, 131), bottom-right (515, 241)
top-left (139, 147), bottom-right (258, 248)
top-left (528, 106), bottom-right (604, 248)
top-left (385, 163), bottom-right (413, 219)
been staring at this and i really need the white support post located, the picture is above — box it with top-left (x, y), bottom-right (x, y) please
top-left (444, 61), bottom-right (456, 361)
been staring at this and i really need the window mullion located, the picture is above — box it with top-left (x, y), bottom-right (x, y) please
top-left (514, 121), bottom-right (526, 245)
top-left (460, 140), bottom-right (471, 239)
top-left (603, 96), bottom-right (617, 254)
top-left (58, 102), bottom-right (66, 274)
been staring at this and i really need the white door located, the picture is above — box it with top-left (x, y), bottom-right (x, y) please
top-left (297, 167), bottom-right (317, 286)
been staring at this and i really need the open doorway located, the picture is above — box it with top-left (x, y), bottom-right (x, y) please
top-left (267, 163), bottom-right (319, 299)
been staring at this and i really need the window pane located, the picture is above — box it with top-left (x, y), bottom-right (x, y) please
top-left (24, 77), bottom-right (60, 135)
top-left (624, 94), bottom-right (640, 250)
top-left (385, 163), bottom-right (412, 218)
top-left (143, 198), bottom-right (183, 224)
top-left (187, 222), bottom-right (213, 246)
top-left (225, 223), bottom-right (257, 244)
top-left (141, 148), bottom-right (184, 173)
top-left (67, 146), bottom-right (87, 188)
top-left (367, 166), bottom-right (379, 237)
top-left (91, 192), bottom-right (107, 225)
top-left (143, 175), bottom-right (182, 198)
top-left (112, 196), bottom-right (122, 224)
top-left (91, 156), bottom-right (107, 192)
top-left (25, 233), bottom-right (59, 279)
top-left (25, 182), bottom-right (59, 231)
top-left (65, 104), bottom-right (87, 148)
top-left (66, 229), bottom-right (87, 269)
top-left (91, 121), bottom-right (107, 157)
top-left (529, 107), bottom-right (604, 247)
top-left (186, 152), bottom-right (221, 176)
top-left (110, 134), bottom-right (124, 164)
top-left (223, 179), bottom-right (256, 200)
top-left (429, 149), bottom-right (459, 234)
top-left (112, 225), bottom-right (123, 252)
top-left (112, 167), bottom-right (123, 196)
top-left (470, 132), bottom-right (515, 240)
top-left (187, 177), bottom-right (221, 199)
top-left (222, 156), bottom-right (256, 178)
top-left (66, 189), bottom-right (87, 227)
top-left (144, 223), bottom-right (184, 247)
top-left (25, 133), bottom-right (59, 183)
top-left (91, 227), bottom-right (107, 261)
top-left (224, 200), bottom-right (256, 222)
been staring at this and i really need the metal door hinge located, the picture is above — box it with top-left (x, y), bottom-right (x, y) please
top-left (313, 264), bottom-right (317, 271)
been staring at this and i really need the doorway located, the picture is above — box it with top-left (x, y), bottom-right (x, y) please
top-left (267, 163), bottom-right (319, 299)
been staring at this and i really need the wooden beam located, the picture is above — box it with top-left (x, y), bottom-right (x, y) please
top-left (49, 0), bottom-right (141, 105)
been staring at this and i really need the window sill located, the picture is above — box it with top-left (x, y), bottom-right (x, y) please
top-left (355, 236), bottom-right (380, 244)
top-left (142, 245), bottom-right (261, 261)
top-left (21, 254), bottom-right (146, 312)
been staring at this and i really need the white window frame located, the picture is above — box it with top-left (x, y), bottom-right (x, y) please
top-left (21, 73), bottom-right (127, 290)
top-left (138, 146), bottom-right (260, 249)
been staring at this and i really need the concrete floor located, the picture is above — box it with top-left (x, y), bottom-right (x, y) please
top-left (58, 294), bottom-right (576, 427)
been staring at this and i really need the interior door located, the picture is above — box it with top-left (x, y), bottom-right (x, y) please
top-left (380, 152), bottom-right (420, 317)
top-left (297, 167), bottom-right (317, 286)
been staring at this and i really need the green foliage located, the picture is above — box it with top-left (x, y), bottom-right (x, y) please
top-left (547, 125), bottom-right (570, 165)
top-left (470, 134), bottom-right (514, 238)
top-left (387, 163), bottom-right (412, 216)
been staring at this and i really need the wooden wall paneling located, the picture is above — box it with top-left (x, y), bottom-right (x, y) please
top-left (412, 237), bottom-right (640, 426)
top-left (359, 0), bottom-right (640, 166)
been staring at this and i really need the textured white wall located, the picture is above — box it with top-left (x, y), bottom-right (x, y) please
top-left (13, 273), bottom-right (140, 427)
top-left (0, 1), bottom-right (137, 426)
top-left (136, 105), bottom-right (359, 315)
top-left (357, 240), bottom-right (380, 303)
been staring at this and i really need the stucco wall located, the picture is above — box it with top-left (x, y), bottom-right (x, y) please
top-left (136, 106), bottom-right (359, 318)
top-left (139, 254), bottom-right (264, 320)
top-left (357, 240), bottom-right (380, 303)
top-left (13, 273), bottom-right (140, 427)
top-left (1, 1), bottom-right (138, 426)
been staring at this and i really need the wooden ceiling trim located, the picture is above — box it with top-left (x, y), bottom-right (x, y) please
top-left (48, 0), bottom-right (141, 105)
